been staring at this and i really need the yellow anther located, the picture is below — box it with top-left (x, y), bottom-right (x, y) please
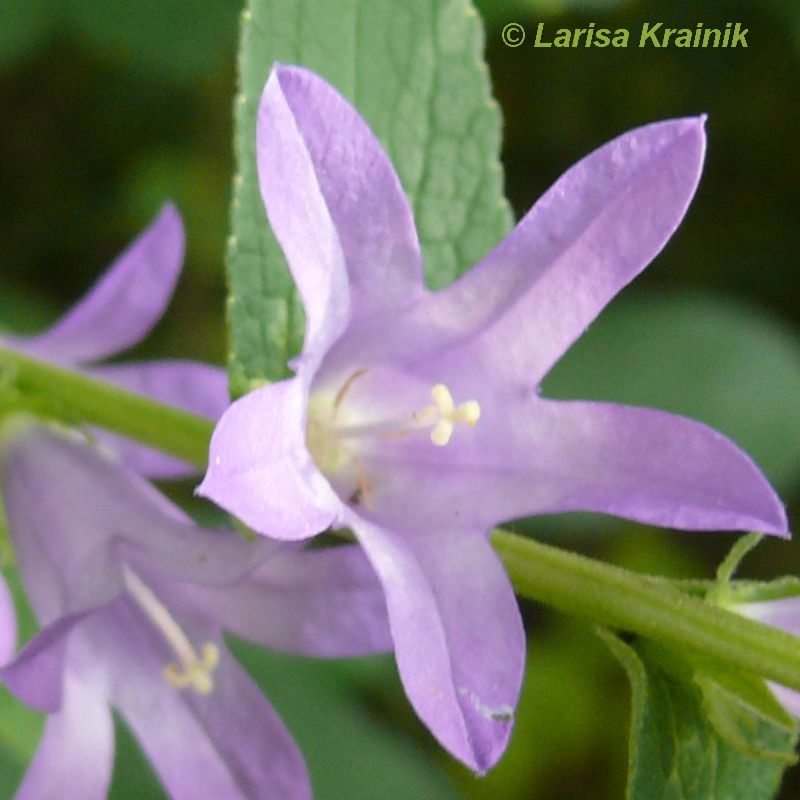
top-left (428, 384), bottom-right (481, 447)
top-left (163, 642), bottom-right (220, 695)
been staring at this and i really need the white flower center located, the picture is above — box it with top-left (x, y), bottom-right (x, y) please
top-left (306, 371), bottom-right (480, 505)
top-left (124, 567), bottom-right (219, 695)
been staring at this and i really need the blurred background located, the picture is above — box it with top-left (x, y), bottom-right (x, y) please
top-left (0, 0), bottom-right (798, 797)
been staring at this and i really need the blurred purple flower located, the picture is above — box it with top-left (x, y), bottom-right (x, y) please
top-left (199, 65), bottom-right (788, 772)
top-left (738, 598), bottom-right (800, 717)
top-left (1, 205), bottom-right (228, 478)
top-left (1, 420), bottom-right (390, 799)
top-left (0, 572), bottom-right (15, 666)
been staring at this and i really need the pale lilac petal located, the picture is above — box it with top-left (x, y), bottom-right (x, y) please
top-left (356, 397), bottom-right (787, 537)
top-left (766, 683), bottom-right (800, 718)
top-left (187, 545), bottom-right (391, 657)
top-left (334, 117), bottom-right (706, 383)
top-left (0, 574), bottom-right (15, 664)
top-left (75, 598), bottom-right (311, 800)
top-left (198, 380), bottom-right (338, 540)
top-left (494, 399), bottom-right (789, 534)
top-left (15, 205), bottom-right (184, 363)
top-left (739, 598), bottom-right (800, 636)
top-left (2, 424), bottom-right (271, 609)
top-left (261, 66), bottom-right (424, 332)
top-left (1, 614), bottom-right (89, 712)
top-left (2, 427), bottom-right (123, 620)
top-left (14, 674), bottom-right (113, 800)
top-left (738, 599), bottom-right (800, 717)
top-left (347, 512), bottom-right (524, 773)
top-left (440, 117), bottom-right (705, 383)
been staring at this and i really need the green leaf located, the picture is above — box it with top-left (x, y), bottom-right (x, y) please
top-left (228, 0), bottom-right (512, 391)
top-left (600, 630), bottom-right (798, 800)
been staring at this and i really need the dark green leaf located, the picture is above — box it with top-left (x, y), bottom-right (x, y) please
top-left (600, 630), bottom-right (798, 800)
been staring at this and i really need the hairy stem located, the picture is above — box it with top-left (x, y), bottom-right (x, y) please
top-left (0, 348), bottom-right (213, 469)
top-left (4, 347), bottom-right (800, 692)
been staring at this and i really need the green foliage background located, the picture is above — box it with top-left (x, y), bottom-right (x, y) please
top-left (0, 0), bottom-right (799, 797)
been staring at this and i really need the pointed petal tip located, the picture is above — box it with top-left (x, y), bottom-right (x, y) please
top-left (760, 503), bottom-right (791, 539)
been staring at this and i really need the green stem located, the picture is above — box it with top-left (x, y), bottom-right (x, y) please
top-left (4, 348), bottom-right (800, 692)
top-left (493, 529), bottom-right (800, 692)
top-left (0, 348), bottom-right (213, 469)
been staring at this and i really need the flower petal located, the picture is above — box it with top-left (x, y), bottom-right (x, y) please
top-left (13, 674), bottom-right (114, 800)
top-left (357, 396), bottom-right (787, 536)
top-left (257, 65), bottom-right (424, 369)
top-left (738, 599), bottom-right (800, 717)
top-left (13, 204), bottom-right (184, 364)
top-left (499, 399), bottom-right (789, 534)
top-left (1, 613), bottom-right (90, 712)
top-left (386, 117), bottom-right (707, 384)
top-left (2, 423), bottom-right (272, 607)
top-left (346, 512), bottom-right (525, 773)
top-left (765, 683), bottom-right (800, 718)
top-left (187, 544), bottom-right (392, 657)
top-left (0, 573), bottom-right (16, 665)
top-left (89, 360), bottom-right (229, 478)
top-left (198, 380), bottom-right (338, 540)
top-left (2, 426), bottom-right (123, 620)
top-left (76, 598), bottom-right (311, 800)
top-left (739, 598), bottom-right (800, 636)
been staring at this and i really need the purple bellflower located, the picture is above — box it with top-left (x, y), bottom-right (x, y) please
top-left (1, 205), bottom-right (229, 478)
top-left (737, 598), bottom-right (800, 718)
top-left (0, 419), bottom-right (391, 799)
top-left (199, 65), bottom-right (788, 772)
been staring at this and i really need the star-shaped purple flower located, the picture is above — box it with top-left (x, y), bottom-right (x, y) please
top-left (199, 65), bottom-right (788, 772)
top-left (1, 205), bottom-right (229, 478)
top-left (1, 419), bottom-right (391, 799)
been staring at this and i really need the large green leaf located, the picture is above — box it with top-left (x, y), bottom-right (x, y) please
top-left (227, 0), bottom-right (512, 391)
top-left (601, 631), bottom-right (797, 800)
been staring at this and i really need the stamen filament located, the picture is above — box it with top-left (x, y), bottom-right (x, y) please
top-left (326, 382), bottom-right (481, 447)
top-left (333, 368), bottom-right (369, 417)
top-left (123, 567), bottom-right (219, 695)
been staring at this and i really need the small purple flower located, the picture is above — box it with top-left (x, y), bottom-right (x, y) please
top-left (0, 420), bottom-right (391, 799)
top-left (199, 65), bottom-right (788, 771)
top-left (737, 598), bottom-right (800, 717)
top-left (1, 205), bottom-right (229, 478)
